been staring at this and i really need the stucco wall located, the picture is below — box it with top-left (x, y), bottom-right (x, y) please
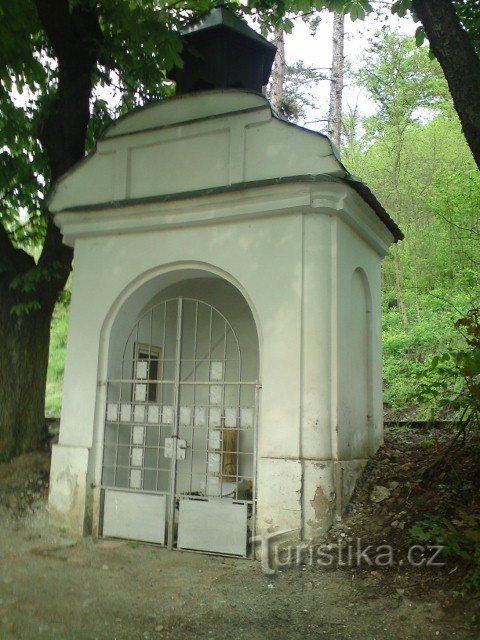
top-left (47, 90), bottom-right (395, 543)
top-left (335, 217), bottom-right (383, 461)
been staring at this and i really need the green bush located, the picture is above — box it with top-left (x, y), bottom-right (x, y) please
top-left (45, 303), bottom-right (69, 417)
top-left (410, 516), bottom-right (480, 593)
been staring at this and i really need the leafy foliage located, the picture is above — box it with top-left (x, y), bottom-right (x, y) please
top-left (46, 299), bottom-right (69, 416)
top-left (343, 29), bottom-right (480, 420)
top-left (0, 0), bottom-right (219, 264)
top-left (415, 310), bottom-right (480, 428)
top-left (391, 0), bottom-right (480, 54)
top-left (268, 60), bottom-right (327, 122)
top-left (410, 515), bottom-right (480, 592)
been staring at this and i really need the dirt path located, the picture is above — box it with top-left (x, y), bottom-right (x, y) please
top-left (0, 507), bottom-right (475, 640)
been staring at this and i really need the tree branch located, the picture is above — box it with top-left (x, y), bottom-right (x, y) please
top-left (34, 0), bottom-right (102, 65)
top-left (412, 0), bottom-right (480, 169)
top-left (31, 0), bottom-right (101, 305)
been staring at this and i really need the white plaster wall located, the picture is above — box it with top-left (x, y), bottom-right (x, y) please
top-left (47, 89), bottom-right (395, 540)
top-left (51, 200), bottom-right (389, 537)
top-left (335, 217), bottom-right (383, 461)
top-left (300, 213), bottom-right (335, 462)
top-left (52, 211), bottom-right (308, 534)
top-left (49, 91), bottom-right (343, 213)
top-left (59, 212), bottom-right (303, 455)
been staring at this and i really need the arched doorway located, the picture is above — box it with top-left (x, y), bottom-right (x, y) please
top-left (100, 280), bottom-right (259, 557)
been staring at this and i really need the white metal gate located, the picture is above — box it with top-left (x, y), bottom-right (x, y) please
top-left (101, 297), bottom-right (258, 556)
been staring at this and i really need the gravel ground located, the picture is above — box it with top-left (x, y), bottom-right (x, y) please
top-left (0, 439), bottom-right (478, 640)
top-left (0, 505), bottom-right (476, 640)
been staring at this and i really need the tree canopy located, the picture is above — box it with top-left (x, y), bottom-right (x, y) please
top-left (343, 29), bottom-right (479, 418)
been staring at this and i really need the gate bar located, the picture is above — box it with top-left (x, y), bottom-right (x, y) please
top-left (167, 297), bottom-right (183, 550)
top-left (106, 379), bottom-right (259, 386)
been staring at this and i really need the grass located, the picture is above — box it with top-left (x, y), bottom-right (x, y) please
top-left (45, 303), bottom-right (69, 417)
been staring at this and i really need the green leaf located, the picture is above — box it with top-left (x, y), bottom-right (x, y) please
top-left (415, 25), bottom-right (426, 47)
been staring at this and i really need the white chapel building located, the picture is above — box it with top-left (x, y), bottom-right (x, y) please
top-left (48, 6), bottom-right (402, 557)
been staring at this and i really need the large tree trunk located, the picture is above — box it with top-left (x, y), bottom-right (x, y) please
top-left (0, 290), bottom-right (54, 461)
top-left (0, 0), bottom-right (101, 461)
top-left (412, 0), bottom-right (480, 169)
top-left (328, 12), bottom-right (345, 151)
top-left (0, 224), bottom-right (71, 461)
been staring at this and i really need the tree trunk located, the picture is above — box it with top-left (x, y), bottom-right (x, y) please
top-left (412, 0), bottom-right (480, 169)
top-left (0, 289), bottom-right (54, 461)
top-left (393, 246), bottom-right (409, 331)
top-left (328, 12), bottom-right (345, 151)
top-left (271, 27), bottom-right (285, 112)
top-left (0, 0), bottom-right (101, 461)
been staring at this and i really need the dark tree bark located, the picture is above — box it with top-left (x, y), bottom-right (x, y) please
top-left (412, 0), bottom-right (480, 169)
top-left (328, 12), bottom-right (345, 151)
top-left (0, 288), bottom-right (54, 459)
top-left (0, 0), bottom-right (101, 461)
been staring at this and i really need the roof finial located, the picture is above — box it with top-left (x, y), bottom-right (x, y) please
top-left (168, 3), bottom-right (276, 95)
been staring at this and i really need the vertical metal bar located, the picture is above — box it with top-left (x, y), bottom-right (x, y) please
top-left (220, 319), bottom-right (228, 498)
top-left (160, 302), bottom-right (167, 405)
top-left (251, 382), bottom-right (260, 557)
top-left (167, 297), bottom-right (183, 550)
top-left (149, 307), bottom-right (160, 492)
top-left (204, 305), bottom-right (214, 494)
top-left (157, 302), bottom-right (168, 493)
top-left (130, 321), bottom-right (140, 489)
top-left (113, 381), bottom-right (120, 487)
top-left (235, 355), bottom-right (242, 500)
top-left (189, 301), bottom-right (198, 493)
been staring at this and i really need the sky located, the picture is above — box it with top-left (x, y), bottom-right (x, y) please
top-left (12, 5), bottom-right (417, 136)
top-left (279, 8), bottom-right (416, 131)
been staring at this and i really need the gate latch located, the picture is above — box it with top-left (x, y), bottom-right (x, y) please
top-left (164, 437), bottom-right (188, 460)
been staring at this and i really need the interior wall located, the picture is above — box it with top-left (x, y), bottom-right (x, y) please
top-left (103, 275), bottom-right (259, 500)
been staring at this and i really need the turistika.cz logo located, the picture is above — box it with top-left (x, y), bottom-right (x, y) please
top-left (251, 529), bottom-right (444, 575)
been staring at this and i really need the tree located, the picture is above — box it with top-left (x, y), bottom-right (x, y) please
top-left (271, 26), bottom-right (286, 112)
top-left (328, 12), bottom-right (345, 149)
top-left (346, 29), bottom-right (459, 328)
top-left (408, 0), bottom-right (480, 169)
top-left (252, 0), bottom-right (480, 169)
top-left (0, 0), bottom-right (215, 461)
top-left (343, 28), bottom-right (479, 418)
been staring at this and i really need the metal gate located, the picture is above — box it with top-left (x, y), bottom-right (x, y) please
top-left (100, 297), bottom-right (258, 557)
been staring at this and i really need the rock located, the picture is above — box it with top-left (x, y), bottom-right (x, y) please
top-left (391, 520), bottom-right (399, 528)
top-left (396, 588), bottom-right (405, 596)
top-left (389, 481), bottom-right (400, 491)
top-left (370, 485), bottom-right (391, 503)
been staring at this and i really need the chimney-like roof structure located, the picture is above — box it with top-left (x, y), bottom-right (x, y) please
top-left (167, 5), bottom-right (276, 94)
